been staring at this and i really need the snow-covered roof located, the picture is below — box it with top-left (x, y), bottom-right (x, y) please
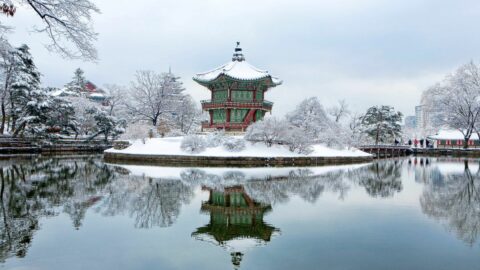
top-left (194, 60), bottom-right (281, 84)
top-left (193, 43), bottom-right (282, 85)
top-left (428, 129), bottom-right (480, 140)
top-left (88, 93), bottom-right (106, 98)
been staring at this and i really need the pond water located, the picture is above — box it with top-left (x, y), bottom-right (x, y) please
top-left (0, 156), bottom-right (479, 270)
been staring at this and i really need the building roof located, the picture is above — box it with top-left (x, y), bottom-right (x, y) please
top-left (428, 129), bottom-right (480, 140)
top-left (193, 43), bottom-right (282, 86)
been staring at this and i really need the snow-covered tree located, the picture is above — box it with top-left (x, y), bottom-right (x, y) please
top-left (128, 70), bottom-right (186, 127)
top-left (173, 95), bottom-right (201, 135)
top-left (1, 0), bottom-right (100, 60)
top-left (86, 107), bottom-right (126, 142)
top-left (328, 99), bottom-right (350, 123)
top-left (0, 38), bottom-right (14, 134)
top-left (180, 135), bottom-right (206, 154)
top-left (360, 105), bottom-right (403, 145)
top-left (283, 127), bottom-right (313, 154)
top-left (286, 97), bottom-right (331, 140)
top-left (286, 97), bottom-right (349, 147)
top-left (64, 68), bottom-right (87, 95)
top-left (9, 44), bottom-right (41, 134)
top-left (422, 61), bottom-right (480, 148)
top-left (245, 117), bottom-right (290, 147)
top-left (103, 84), bottom-right (127, 116)
top-left (65, 96), bottom-right (99, 136)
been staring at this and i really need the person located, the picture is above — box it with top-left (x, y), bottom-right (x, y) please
top-left (394, 139), bottom-right (399, 145)
top-left (414, 138), bottom-right (418, 148)
top-left (420, 139), bottom-right (424, 148)
top-left (426, 140), bottom-right (430, 148)
top-left (408, 139), bottom-right (412, 146)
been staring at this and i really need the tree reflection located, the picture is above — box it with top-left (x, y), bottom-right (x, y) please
top-left (421, 160), bottom-right (480, 245)
top-left (353, 160), bottom-right (403, 198)
top-left (0, 156), bottom-right (113, 261)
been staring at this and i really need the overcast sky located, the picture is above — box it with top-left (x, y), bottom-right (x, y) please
top-left (5, 0), bottom-right (480, 117)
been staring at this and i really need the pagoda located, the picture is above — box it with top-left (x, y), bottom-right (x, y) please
top-left (192, 185), bottom-right (279, 269)
top-left (193, 42), bottom-right (282, 132)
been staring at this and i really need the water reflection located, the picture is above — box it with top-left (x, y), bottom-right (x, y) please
top-left (192, 185), bottom-right (279, 269)
top-left (420, 160), bottom-right (480, 245)
top-left (1, 156), bottom-right (480, 267)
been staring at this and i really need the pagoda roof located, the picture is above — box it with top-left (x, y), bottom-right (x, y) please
top-left (193, 43), bottom-right (282, 86)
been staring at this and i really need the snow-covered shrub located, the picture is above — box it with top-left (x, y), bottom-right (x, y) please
top-left (245, 117), bottom-right (289, 147)
top-left (222, 137), bottom-right (246, 152)
top-left (205, 130), bottom-right (226, 147)
top-left (284, 127), bottom-right (313, 154)
top-left (181, 135), bottom-right (206, 154)
top-left (120, 121), bottom-right (152, 142)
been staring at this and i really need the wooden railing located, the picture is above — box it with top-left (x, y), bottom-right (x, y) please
top-left (200, 100), bottom-right (273, 110)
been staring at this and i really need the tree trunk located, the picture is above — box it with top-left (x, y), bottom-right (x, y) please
top-left (0, 100), bottom-right (5, 135)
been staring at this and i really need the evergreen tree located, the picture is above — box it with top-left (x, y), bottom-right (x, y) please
top-left (65, 68), bottom-right (87, 94)
top-left (9, 44), bottom-right (42, 134)
top-left (361, 105), bottom-right (403, 145)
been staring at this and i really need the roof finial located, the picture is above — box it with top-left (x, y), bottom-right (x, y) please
top-left (232, 42), bottom-right (245, 62)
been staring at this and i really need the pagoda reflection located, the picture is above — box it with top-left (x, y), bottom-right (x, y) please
top-left (192, 185), bottom-right (280, 269)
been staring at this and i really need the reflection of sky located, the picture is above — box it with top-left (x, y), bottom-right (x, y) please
top-left (4, 159), bottom-right (480, 269)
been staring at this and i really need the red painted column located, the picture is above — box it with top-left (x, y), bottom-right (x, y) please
top-left (209, 111), bottom-right (213, 126)
top-left (226, 109), bottom-right (231, 127)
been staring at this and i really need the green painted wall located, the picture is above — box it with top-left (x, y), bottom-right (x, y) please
top-left (212, 110), bottom-right (226, 123)
top-left (256, 110), bottom-right (264, 121)
top-left (213, 90), bottom-right (227, 102)
top-left (256, 90), bottom-right (263, 101)
top-left (231, 109), bottom-right (248, 123)
top-left (232, 90), bottom-right (253, 102)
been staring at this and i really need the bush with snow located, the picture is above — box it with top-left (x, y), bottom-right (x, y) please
top-left (120, 121), bottom-right (153, 143)
top-left (180, 135), bottom-right (206, 154)
top-left (245, 117), bottom-right (289, 147)
top-left (284, 128), bottom-right (313, 154)
top-left (205, 130), bottom-right (226, 147)
top-left (222, 137), bottom-right (246, 152)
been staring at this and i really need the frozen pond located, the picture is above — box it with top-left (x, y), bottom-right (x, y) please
top-left (1, 156), bottom-right (480, 269)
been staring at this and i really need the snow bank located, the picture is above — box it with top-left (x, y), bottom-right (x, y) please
top-left (105, 136), bottom-right (371, 158)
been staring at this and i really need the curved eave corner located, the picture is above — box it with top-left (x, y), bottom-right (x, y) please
top-left (193, 74), bottom-right (282, 88)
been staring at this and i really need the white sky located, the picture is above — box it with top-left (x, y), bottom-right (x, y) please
top-left (5, 0), bottom-right (480, 117)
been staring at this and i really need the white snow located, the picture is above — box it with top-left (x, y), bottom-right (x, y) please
top-left (193, 60), bottom-right (282, 84)
top-left (89, 93), bottom-right (105, 97)
top-left (428, 129), bottom-right (480, 140)
top-left (105, 136), bottom-right (371, 158)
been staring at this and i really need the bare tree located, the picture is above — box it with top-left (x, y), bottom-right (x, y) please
top-left (329, 99), bottom-right (350, 123)
top-left (128, 70), bottom-right (185, 127)
top-left (103, 84), bottom-right (126, 116)
top-left (423, 61), bottom-right (480, 148)
top-left (1, 0), bottom-right (100, 61)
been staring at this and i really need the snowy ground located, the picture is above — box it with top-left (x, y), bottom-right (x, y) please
top-left (105, 136), bottom-right (371, 157)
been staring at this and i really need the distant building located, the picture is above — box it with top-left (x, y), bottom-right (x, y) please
top-left (404, 116), bottom-right (416, 129)
top-left (415, 105), bottom-right (426, 130)
top-left (427, 129), bottom-right (480, 148)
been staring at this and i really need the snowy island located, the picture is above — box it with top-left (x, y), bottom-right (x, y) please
top-left (104, 136), bottom-right (372, 167)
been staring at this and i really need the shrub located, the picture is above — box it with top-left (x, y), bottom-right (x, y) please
top-left (205, 130), bottom-right (226, 147)
top-left (222, 137), bottom-right (246, 152)
top-left (180, 135), bottom-right (206, 154)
